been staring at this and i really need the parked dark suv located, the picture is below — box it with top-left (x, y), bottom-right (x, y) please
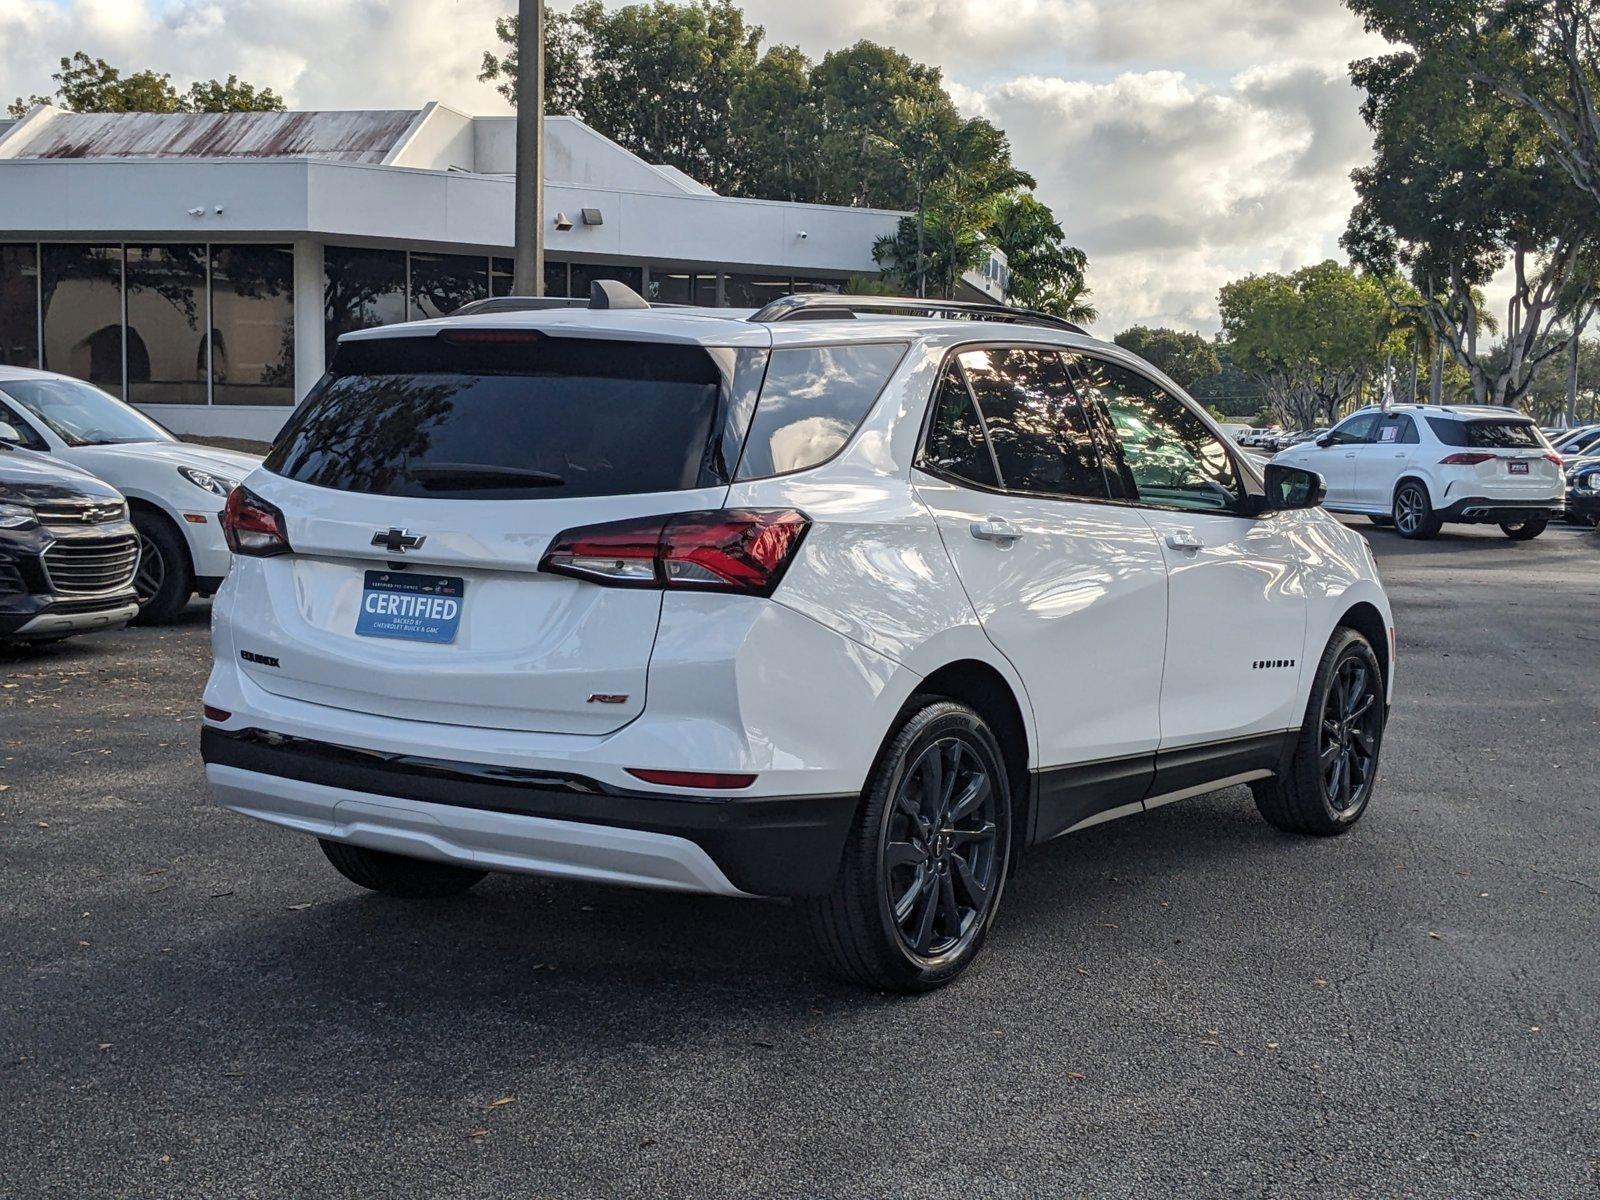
top-left (0, 442), bottom-right (140, 644)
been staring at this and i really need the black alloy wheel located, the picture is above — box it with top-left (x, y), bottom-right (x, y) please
top-left (130, 510), bottom-right (194, 624)
top-left (134, 529), bottom-right (166, 604)
top-left (1319, 655), bottom-right (1381, 815)
top-left (882, 734), bottom-right (1002, 959)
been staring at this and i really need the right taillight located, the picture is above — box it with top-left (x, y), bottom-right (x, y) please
top-left (1439, 452), bottom-right (1496, 465)
top-left (540, 509), bottom-right (810, 597)
top-left (221, 485), bottom-right (292, 557)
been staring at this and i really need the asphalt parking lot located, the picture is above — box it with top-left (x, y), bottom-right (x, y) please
top-left (2, 521), bottom-right (1596, 1199)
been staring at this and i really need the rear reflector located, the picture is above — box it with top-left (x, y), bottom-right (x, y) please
top-left (626, 769), bottom-right (758, 790)
top-left (221, 486), bottom-right (292, 557)
top-left (1439, 452), bottom-right (1496, 465)
top-left (203, 705), bottom-right (231, 722)
top-left (541, 509), bottom-right (810, 596)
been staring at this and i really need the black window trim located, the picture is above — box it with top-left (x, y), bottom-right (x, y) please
top-left (912, 341), bottom-right (1118, 506)
top-left (1062, 349), bottom-right (1263, 521)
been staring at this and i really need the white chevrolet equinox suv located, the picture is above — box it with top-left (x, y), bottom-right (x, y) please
top-left (202, 288), bottom-right (1396, 992)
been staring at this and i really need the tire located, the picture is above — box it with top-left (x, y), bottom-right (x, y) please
top-left (319, 840), bottom-right (487, 899)
top-left (1252, 628), bottom-right (1386, 836)
top-left (1366, 515), bottom-right (1393, 527)
top-left (131, 510), bottom-right (194, 624)
top-left (1392, 480), bottom-right (1441, 540)
top-left (1499, 518), bottom-right (1547, 540)
top-left (802, 700), bottom-right (1013, 993)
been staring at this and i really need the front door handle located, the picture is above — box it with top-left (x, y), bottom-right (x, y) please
top-left (1164, 530), bottom-right (1204, 551)
top-left (970, 517), bottom-right (1024, 544)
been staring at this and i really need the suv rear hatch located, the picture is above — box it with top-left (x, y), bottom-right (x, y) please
top-left (1430, 416), bottom-right (1562, 500)
top-left (236, 329), bottom-right (761, 735)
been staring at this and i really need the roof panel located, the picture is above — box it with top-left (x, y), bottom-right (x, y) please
top-left (8, 109), bottom-right (420, 163)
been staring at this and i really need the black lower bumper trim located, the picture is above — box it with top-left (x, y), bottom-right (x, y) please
top-left (1435, 496), bottom-right (1560, 524)
top-left (201, 726), bottom-right (857, 897)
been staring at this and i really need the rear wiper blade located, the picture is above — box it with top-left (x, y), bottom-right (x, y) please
top-left (408, 463), bottom-right (565, 489)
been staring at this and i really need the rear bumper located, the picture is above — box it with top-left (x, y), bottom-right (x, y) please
top-left (1435, 496), bottom-right (1562, 524)
top-left (1567, 491), bottom-right (1600, 521)
top-left (201, 726), bottom-right (857, 897)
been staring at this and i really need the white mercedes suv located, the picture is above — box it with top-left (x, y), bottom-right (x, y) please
top-left (1272, 404), bottom-right (1564, 540)
top-left (202, 289), bottom-right (1395, 992)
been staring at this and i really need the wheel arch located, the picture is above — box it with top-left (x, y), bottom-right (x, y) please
top-left (903, 658), bottom-right (1032, 855)
top-left (1335, 600), bottom-right (1390, 695)
top-left (1392, 472), bottom-right (1438, 508)
top-left (126, 497), bottom-right (196, 577)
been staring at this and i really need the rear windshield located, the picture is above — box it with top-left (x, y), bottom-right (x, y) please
top-left (1427, 416), bottom-right (1545, 449)
top-left (267, 337), bottom-right (734, 499)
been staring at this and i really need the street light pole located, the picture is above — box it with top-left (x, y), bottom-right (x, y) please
top-left (512, 0), bottom-right (545, 296)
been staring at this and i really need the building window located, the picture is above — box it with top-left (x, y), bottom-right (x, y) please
top-left (409, 252), bottom-right (489, 320)
top-left (41, 244), bottom-right (125, 396)
top-left (211, 244), bottom-right (294, 406)
top-left (724, 274), bottom-right (793, 308)
top-left (0, 245), bottom-right (39, 369)
top-left (568, 263), bottom-right (642, 300)
top-left (790, 276), bottom-right (845, 295)
top-left (648, 272), bottom-right (715, 305)
top-left (324, 246), bottom-right (406, 353)
top-left (491, 256), bottom-right (570, 298)
top-left (124, 245), bottom-right (209, 405)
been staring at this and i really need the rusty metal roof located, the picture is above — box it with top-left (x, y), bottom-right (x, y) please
top-left (7, 109), bottom-right (419, 162)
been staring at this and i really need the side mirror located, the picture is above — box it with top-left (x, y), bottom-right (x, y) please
top-left (1315, 435), bottom-right (1336, 448)
top-left (1263, 463), bottom-right (1325, 512)
top-left (0, 421), bottom-right (23, 445)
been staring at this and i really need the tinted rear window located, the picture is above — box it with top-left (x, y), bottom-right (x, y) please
top-left (1427, 416), bottom-right (1544, 449)
top-left (734, 343), bottom-right (907, 479)
top-left (267, 337), bottom-right (733, 499)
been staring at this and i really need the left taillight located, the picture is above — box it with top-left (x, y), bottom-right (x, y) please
top-left (540, 509), bottom-right (810, 597)
top-left (221, 486), bottom-right (292, 557)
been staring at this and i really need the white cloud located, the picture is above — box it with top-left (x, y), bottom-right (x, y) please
top-left (0, 0), bottom-right (1391, 335)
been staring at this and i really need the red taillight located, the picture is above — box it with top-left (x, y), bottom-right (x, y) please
top-left (1542, 452), bottom-right (1563, 467)
top-left (626, 769), bottom-right (758, 790)
top-left (222, 486), bottom-right (291, 557)
top-left (1439, 452), bottom-right (1495, 466)
top-left (540, 509), bottom-right (810, 596)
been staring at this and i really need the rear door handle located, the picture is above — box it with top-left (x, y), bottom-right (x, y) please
top-left (1164, 530), bottom-right (1204, 551)
top-left (970, 517), bottom-right (1024, 544)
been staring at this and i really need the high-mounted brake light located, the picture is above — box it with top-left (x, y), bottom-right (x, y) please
top-left (1439, 452), bottom-right (1495, 466)
top-left (540, 509), bottom-right (810, 597)
top-left (439, 328), bottom-right (546, 345)
top-left (221, 486), bottom-right (292, 557)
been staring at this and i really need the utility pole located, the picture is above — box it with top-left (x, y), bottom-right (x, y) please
top-left (512, 0), bottom-right (545, 296)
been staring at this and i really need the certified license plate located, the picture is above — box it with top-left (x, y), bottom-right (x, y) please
top-left (355, 571), bottom-right (464, 644)
top-left (1508, 460), bottom-right (1529, 475)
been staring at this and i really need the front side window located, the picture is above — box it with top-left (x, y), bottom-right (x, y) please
top-left (1070, 356), bottom-right (1241, 513)
top-left (734, 342), bottom-right (907, 480)
top-left (1327, 413), bottom-right (1379, 445)
top-left (956, 348), bottom-right (1107, 500)
top-left (921, 362), bottom-right (999, 488)
top-left (0, 377), bottom-right (174, 446)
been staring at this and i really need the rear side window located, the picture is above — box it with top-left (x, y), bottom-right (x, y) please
top-left (956, 348), bottom-right (1108, 500)
top-left (268, 337), bottom-right (731, 499)
top-left (734, 342), bottom-right (907, 480)
top-left (1374, 414), bottom-right (1419, 445)
top-left (1427, 416), bottom-right (1544, 449)
top-left (922, 362), bottom-right (999, 488)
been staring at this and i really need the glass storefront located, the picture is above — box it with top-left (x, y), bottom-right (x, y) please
top-left (211, 245), bottom-right (294, 406)
top-left (125, 244), bottom-right (209, 405)
top-left (0, 245), bottom-right (38, 369)
top-left (324, 246), bottom-right (407, 351)
top-left (41, 244), bottom-right (124, 396)
top-left (409, 252), bottom-right (489, 320)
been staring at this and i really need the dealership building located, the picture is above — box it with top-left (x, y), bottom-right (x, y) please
top-left (0, 102), bottom-right (1003, 442)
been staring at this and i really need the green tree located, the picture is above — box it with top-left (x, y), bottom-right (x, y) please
top-left (1219, 261), bottom-right (1408, 428)
top-left (731, 45), bottom-right (820, 201)
top-left (9, 52), bottom-right (284, 118)
top-left (1112, 326), bottom-right (1222, 391)
top-left (1342, 18), bottom-right (1592, 406)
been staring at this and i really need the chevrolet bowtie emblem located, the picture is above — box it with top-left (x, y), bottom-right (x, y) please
top-left (372, 528), bottom-right (426, 554)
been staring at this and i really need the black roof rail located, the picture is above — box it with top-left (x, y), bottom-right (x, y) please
top-left (746, 293), bottom-right (1090, 335)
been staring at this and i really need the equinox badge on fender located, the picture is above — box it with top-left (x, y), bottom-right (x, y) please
top-left (372, 528), bottom-right (426, 554)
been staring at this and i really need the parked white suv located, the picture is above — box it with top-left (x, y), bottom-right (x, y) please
top-left (201, 290), bottom-right (1395, 991)
top-left (1272, 404), bottom-right (1564, 540)
top-left (0, 367), bottom-right (261, 619)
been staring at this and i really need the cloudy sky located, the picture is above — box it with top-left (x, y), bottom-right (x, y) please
top-left (0, 0), bottom-right (1391, 334)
